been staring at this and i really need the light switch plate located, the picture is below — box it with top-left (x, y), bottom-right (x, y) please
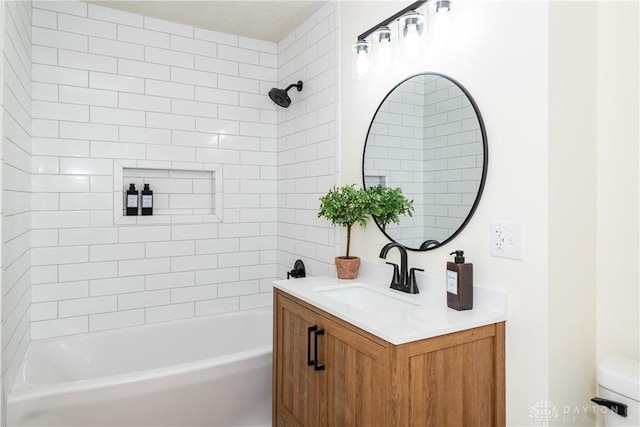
top-left (490, 222), bottom-right (523, 260)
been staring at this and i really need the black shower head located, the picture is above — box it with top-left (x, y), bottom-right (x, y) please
top-left (268, 80), bottom-right (303, 108)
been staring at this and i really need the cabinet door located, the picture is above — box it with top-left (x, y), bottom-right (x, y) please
top-left (319, 316), bottom-right (390, 426)
top-left (274, 294), bottom-right (323, 427)
top-left (406, 324), bottom-right (505, 427)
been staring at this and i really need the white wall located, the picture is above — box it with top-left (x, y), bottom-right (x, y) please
top-left (2, 0), bottom-right (32, 406)
top-left (276, 2), bottom-right (340, 279)
top-left (596, 1), bottom-right (639, 361)
top-left (548, 3), bottom-right (597, 424)
top-left (340, 1), bottom-right (550, 425)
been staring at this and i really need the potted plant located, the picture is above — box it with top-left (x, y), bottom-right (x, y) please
top-left (367, 185), bottom-right (415, 230)
top-left (318, 184), bottom-right (370, 279)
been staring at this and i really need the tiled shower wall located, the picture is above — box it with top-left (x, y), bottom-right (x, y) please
top-left (28, 1), bottom-right (284, 340)
top-left (2, 0), bottom-right (32, 398)
top-left (276, 2), bottom-right (339, 278)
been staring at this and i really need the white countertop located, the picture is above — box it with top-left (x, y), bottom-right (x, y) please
top-left (273, 264), bottom-right (506, 345)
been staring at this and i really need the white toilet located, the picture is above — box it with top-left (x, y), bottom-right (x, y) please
top-left (595, 356), bottom-right (640, 426)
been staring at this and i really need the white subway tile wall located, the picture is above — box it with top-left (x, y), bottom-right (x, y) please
top-left (29, 1), bottom-right (281, 338)
top-left (26, 1), bottom-right (338, 341)
top-left (2, 0), bottom-right (33, 396)
top-left (276, 2), bottom-right (339, 279)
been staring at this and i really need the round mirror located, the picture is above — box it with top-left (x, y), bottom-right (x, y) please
top-left (362, 73), bottom-right (487, 251)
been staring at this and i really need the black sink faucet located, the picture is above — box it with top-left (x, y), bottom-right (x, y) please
top-left (379, 242), bottom-right (422, 294)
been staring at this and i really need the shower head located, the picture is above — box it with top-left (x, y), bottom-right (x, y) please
top-left (268, 80), bottom-right (303, 108)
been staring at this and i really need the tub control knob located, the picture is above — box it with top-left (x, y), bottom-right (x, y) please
top-left (287, 259), bottom-right (306, 279)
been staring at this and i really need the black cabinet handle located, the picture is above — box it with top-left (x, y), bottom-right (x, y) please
top-left (314, 328), bottom-right (325, 371)
top-left (307, 326), bottom-right (317, 366)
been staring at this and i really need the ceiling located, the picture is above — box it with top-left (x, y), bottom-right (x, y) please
top-left (87, 1), bottom-right (326, 43)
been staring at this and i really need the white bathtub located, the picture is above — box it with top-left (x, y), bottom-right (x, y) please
top-left (7, 307), bottom-right (273, 427)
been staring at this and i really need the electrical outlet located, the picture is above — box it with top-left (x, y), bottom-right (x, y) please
top-left (490, 222), bottom-right (523, 260)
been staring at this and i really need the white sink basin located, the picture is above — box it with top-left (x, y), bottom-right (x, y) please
top-left (313, 283), bottom-right (419, 312)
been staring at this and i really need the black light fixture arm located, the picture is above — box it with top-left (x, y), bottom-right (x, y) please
top-left (357, 0), bottom-right (428, 41)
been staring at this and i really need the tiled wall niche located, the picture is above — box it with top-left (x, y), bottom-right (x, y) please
top-left (115, 162), bottom-right (223, 224)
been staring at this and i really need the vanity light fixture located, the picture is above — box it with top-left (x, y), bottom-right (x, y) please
top-left (372, 26), bottom-right (393, 73)
top-left (352, 39), bottom-right (371, 79)
top-left (398, 10), bottom-right (425, 57)
top-left (436, 0), bottom-right (451, 12)
top-left (434, 0), bottom-right (453, 42)
top-left (351, 0), bottom-right (454, 79)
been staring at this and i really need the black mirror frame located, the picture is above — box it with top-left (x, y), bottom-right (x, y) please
top-left (361, 72), bottom-right (488, 251)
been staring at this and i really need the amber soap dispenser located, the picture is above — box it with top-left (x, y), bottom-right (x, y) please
top-left (446, 250), bottom-right (473, 311)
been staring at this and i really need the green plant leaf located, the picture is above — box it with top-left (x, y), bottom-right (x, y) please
top-left (366, 185), bottom-right (414, 230)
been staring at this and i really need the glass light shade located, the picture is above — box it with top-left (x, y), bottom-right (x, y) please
top-left (372, 26), bottom-right (393, 74)
top-left (398, 11), bottom-right (426, 57)
top-left (434, 0), bottom-right (453, 43)
top-left (352, 39), bottom-right (371, 79)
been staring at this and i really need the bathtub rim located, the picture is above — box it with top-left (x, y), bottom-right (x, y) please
top-left (8, 306), bottom-right (273, 404)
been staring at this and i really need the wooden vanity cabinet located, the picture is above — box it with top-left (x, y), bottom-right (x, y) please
top-left (273, 289), bottom-right (505, 427)
top-left (274, 290), bottom-right (389, 426)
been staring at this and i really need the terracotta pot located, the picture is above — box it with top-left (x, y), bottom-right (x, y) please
top-left (335, 256), bottom-right (361, 279)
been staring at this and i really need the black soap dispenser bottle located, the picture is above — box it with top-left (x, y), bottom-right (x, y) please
top-left (141, 183), bottom-right (153, 216)
top-left (446, 250), bottom-right (473, 311)
top-left (126, 183), bottom-right (138, 216)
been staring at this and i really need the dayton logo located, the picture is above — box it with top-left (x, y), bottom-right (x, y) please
top-left (529, 401), bottom-right (560, 423)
